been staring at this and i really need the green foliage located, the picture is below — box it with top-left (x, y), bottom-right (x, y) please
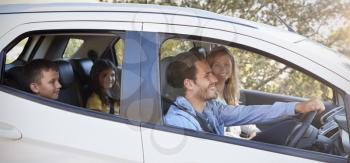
top-left (177, 0), bottom-right (350, 58)
top-left (229, 47), bottom-right (333, 101)
top-left (325, 23), bottom-right (350, 56)
top-left (114, 39), bottom-right (125, 66)
top-left (160, 39), bottom-right (193, 59)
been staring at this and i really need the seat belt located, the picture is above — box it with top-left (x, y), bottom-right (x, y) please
top-left (108, 98), bottom-right (115, 114)
top-left (171, 102), bottom-right (215, 134)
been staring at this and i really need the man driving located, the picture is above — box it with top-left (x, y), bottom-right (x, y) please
top-left (164, 52), bottom-right (325, 143)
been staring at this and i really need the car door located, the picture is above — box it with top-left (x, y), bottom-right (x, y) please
top-left (139, 20), bottom-right (347, 162)
top-left (0, 16), bottom-right (144, 162)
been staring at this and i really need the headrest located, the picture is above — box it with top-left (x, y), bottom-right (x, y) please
top-left (54, 60), bottom-right (74, 89)
top-left (71, 58), bottom-right (93, 84)
top-left (160, 56), bottom-right (183, 101)
top-left (189, 47), bottom-right (207, 58)
top-left (5, 66), bottom-right (27, 91)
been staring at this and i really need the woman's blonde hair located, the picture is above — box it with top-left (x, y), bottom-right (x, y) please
top-left (207, 46), bottom-right (240, 105)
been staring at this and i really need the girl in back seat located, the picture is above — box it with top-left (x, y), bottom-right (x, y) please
top-left (86, 59), bottom-right (120, 115)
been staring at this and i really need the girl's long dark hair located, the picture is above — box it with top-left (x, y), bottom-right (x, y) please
top-left (90, 59), bottom-right (119, 106)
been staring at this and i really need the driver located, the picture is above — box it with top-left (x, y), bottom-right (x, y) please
top-left (164, 52), bottom-right (325, 144)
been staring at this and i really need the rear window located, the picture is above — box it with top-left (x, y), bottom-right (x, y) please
top-left (63, 38), bottom-right (84, 58)
top-left (6, 37), bottom-right (28, 64)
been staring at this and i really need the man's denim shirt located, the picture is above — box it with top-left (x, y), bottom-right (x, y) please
top-left (164, 96), bottom-right (296, 136)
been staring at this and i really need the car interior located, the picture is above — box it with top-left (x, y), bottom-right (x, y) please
top-left (3, 32), bottom-right (123, 109)
top-left (159, 37), bottom-right (349, 157)
top-left (2, 31), bottom-right (349, 158)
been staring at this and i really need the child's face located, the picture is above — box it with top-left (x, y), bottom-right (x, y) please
top-left (30, 69), bottom-right (61, 99)
top-left (98, 68), bottom-right (116, 91)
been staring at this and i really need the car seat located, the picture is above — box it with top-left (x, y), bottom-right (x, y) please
top-left (71, 58), bottom-right (94, 106)
top-left (160, 56), bottom-right (183, 115)
top-left (5, 65), bottom-right (27, 91)
top-left (55, 60), bottom-right (83, 107)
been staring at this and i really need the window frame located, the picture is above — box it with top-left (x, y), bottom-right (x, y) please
top-left (151, 32), bottom-right (348, 162)
top-left (62, 38), bottom-right (85, 59)
top-left (5, 37), bottom-right (32, 64)
top-left (0, 30), bottom-right (141, 126)
top-left (112, 36), bottom-right (125, 67)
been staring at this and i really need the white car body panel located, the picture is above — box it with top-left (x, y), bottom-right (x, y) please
top-left (0, 20), bottom-right (142, 48)
top-left (0, 14), bottom-right (144, 163)
top-left (141, 128), bottom-right (319, 163)
top-left (0, 91), bottom-right (143, 163)
top-left (143, 23), bottom-right (237, 43)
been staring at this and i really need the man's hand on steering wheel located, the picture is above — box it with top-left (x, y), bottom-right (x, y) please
top-left (295, 97), bottom-right (325, 114)
top-left (285, 97), bottom-right (325, 147)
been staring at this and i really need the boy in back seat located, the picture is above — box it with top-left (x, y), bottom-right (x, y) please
top-left (25, 59), bottom-right (62, 100)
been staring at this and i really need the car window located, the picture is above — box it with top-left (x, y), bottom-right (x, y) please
top-left (159, 36), bottom-right (343, 157)
top-left (160, 39), bottom-right (194, 60)
top-left (3, 32), bottom-right (125, 118)
top-left (63, 38), bottom-right (84, 58)
top-left (114, 38), bottom-right (124, 67)
top-left (227, 46), bottom-right (334, 102)
top-left (5, 37), bottom-right (29, 64)
top-left (160, 38), bottom-right (333, 102)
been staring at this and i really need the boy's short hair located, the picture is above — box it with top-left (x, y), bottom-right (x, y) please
top-left (24, 59), bottom-right (58, 91)
top-left (167, 52), bottom-right (204, 89)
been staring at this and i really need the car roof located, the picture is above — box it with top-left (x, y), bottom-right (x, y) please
top-left (0, 3), bottom-right (308, 43)
top-left (1, 3), bottom-right (349, 84)
top-left (0, 3), bottom-right (249, 26)
top-left (0, 3), bottom-right (300, 37)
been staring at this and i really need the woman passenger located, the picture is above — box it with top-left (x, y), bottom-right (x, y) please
top-left (86, 59), bottom-right (120, 115)
top-left (207, 46), bottom-right (260, 139)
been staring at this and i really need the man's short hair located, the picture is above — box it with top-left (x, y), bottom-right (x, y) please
top-left (167, 51), bottom-right (204, 88)
top-left (24, 59), bottom-right (58, 91)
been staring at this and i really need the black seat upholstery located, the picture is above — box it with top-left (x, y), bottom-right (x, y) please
top-left (5, 65), bottom-right (27, 91)
top-left (71, 58), bottom-right (93, 83)
top-left (5, 59), bottom-right (26, 72)
top-left (55, 60), bottom-right (75, 88)
top-left (160, 56), bottom-right (183, 115)
top-left (71, 58), bottom-right (94, 106)
top-left (55, 60), bottom-right (83, 107)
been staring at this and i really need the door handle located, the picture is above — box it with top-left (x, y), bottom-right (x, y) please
top-left (0, 122), bottom-right (22, 140)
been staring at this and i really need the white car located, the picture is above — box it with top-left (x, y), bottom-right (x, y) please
top-left (0, 3), bottom-right (349, 163)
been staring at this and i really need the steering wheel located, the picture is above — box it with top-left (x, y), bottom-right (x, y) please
top-left (286, 111), bottom-right (317, 147)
